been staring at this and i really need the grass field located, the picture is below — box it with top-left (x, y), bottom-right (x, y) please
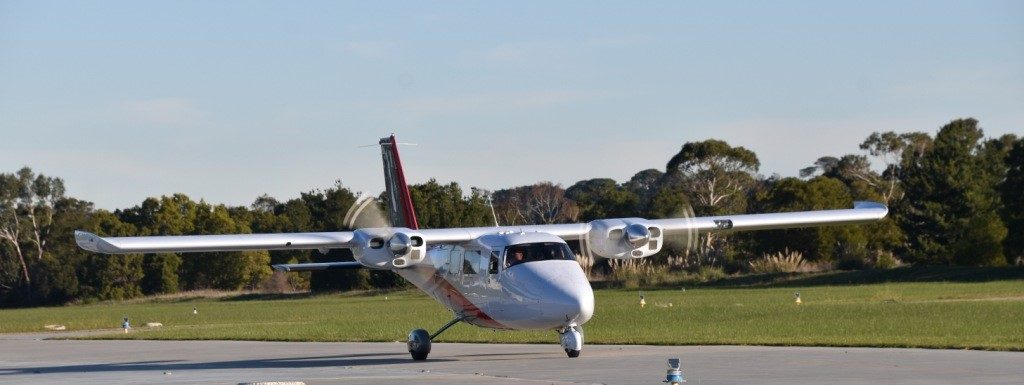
top-left (2, 278), bottom-right (1022, 351)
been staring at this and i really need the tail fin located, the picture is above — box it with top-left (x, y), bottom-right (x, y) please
top-left (379, 135), bottom-right (420, 229)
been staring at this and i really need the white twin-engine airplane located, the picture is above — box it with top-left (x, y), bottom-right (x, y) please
top-left (75, 135), bottom-right (888, 360)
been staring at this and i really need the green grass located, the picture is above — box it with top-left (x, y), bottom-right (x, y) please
top-left (2, 279), bottom-right (1022, 350)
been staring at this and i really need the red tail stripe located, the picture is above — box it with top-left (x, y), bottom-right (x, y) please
top-left (389, 135), bottom-right (419, 230)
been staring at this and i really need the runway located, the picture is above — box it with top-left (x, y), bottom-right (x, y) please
top-left (1, 332), bottom-right (1021, 385)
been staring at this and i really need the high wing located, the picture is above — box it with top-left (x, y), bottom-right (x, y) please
top-left (75, 201), bottom-right (887, 254)
top-left (74, 231), bottom-right (355, 254)
top-left (415, 201), bottom-right (888, 243)
top-left (74, 135), bottom-right (887, 267)
top-left (271, 261), bottom-right (363, 272)
top-left (650, 200), bottom-right (888, 236)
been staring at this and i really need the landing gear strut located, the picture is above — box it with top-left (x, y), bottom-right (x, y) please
top-left (559, 325), bottom-right (583, 358)
top-left (408, 315), bottom-right (467, 360)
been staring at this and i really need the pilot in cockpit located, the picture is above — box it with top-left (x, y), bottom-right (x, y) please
top-left (512, 250), bottom-right (525, 263)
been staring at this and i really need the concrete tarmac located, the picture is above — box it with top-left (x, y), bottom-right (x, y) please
top-left (1, 332), bottom-right (1021, 385)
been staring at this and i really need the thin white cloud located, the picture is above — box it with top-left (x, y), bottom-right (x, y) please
top-left (397, 90), bottom-right (604, 116)
top-left (119, 98), bottom-right (203, 127)
top-left (476, 36), bottom-right (651, 65)
top-left (340, 41), bottom-right (397, 60)
top-left (476, 41), bottom-right (562, 65)
top-left (585, 35), bottom-right (652, 48)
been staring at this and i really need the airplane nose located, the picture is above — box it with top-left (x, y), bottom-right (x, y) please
top-left (515, 261), bottom-right (594, 325)
top-left (550, 280), bottom-right (594, 325)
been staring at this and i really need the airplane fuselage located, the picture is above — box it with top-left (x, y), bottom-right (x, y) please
top-left (388, 231), bottom-right (594, 330)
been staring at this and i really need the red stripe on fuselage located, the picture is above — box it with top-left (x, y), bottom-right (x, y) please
top-left (389, 135), bottom-right (420, 230)
top-left (423, 271), bottom-right (506, 329)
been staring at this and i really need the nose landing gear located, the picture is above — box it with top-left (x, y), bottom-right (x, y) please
top-left (559, 325), bottom-right (583, 358)
top-left (408, 315), bottom-right (467, 360)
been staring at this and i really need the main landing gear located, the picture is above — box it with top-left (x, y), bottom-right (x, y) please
top-left (559, 325), bottom-right (583, 358)
top-left (407, 315), bottom-right (466, 360)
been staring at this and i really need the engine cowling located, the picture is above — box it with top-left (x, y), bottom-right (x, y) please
top-left (585, 218), bottom-right (663, 259)
top-left (352, 228), bottom-right (426, 268)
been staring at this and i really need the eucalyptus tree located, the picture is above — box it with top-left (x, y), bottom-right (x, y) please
top-left (565, 178), bottom-right (639, 221)
top-left (0, 167), bottom-right (65, 288)
top-left (664, 140), bottom-right (760, 261)
top-left (492, 182), bottom-right (579, 225)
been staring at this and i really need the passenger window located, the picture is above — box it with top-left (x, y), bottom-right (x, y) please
top-left (488, 251), bottom-right (500, 274)
top-left (449, 246), bottom-right (464, 276)
top-left (433, 245), bottom-right (448, 274)
top-left (463, 250), bottom-right (482, 275)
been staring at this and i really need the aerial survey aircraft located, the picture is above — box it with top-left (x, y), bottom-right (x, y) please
top-left (75, 135), bottom-right (888, 360)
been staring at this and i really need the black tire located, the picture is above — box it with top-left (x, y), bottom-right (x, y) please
top-left (408, 328), bottom-right (431, 361)
top-left (565, 348), bottom-right (580, 358)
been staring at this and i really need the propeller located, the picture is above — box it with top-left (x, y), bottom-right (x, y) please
top-left (343, 193), bottom-right (391, 229)
top-left (387, 232), bottom-right (413, 255)
top-left (576, 201), bottom-right (697, 264)
top-left (343, 193), bottom-right (423, 265)
top-left (624, 223), bottom-right (651, 247)
top-left (661, 202), bottom-right (698, 258)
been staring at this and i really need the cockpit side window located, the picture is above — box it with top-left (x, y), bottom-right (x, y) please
top-left (504, 242), bottom-right (576, 268)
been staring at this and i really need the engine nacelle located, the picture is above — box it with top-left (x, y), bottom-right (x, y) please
top-left (352, 228), bottom-right (426, 268)
top-left (585, 218), bottom-right (663, 259)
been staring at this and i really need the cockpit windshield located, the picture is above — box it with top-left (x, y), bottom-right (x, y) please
top-left (504, 242), bottom-right (576, 268)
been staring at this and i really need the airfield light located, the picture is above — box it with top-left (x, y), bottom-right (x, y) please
top-left (122, 316), bottom-right (130, 333)
top-left (665, 358), bottom-right (685, 384)
top-left (794, 292), bottom-right (802, 305)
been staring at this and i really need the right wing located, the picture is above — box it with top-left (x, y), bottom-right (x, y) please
top-left (74, 230), bottom-right (355, 254)
top-left (271, 262), bottom-right (363, 271)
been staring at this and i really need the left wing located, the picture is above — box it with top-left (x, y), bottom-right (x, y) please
top-left (651, 200), bottom-right (889, 236)
top-left (414, 201), bottom-right (888, 243)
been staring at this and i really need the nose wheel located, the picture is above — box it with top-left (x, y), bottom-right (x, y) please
top-left (559, 325), bottom-right (583, 358)
top-left (407, 315), bottom-right (467, 360)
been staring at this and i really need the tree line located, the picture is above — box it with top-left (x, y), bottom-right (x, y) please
top-left (1, 118), bottom-right (1021, 307)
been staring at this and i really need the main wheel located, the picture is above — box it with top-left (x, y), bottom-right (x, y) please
top-left (407, 328), bottom-right (431, 360)
top-left (565, 348), bottom-right (580, 358)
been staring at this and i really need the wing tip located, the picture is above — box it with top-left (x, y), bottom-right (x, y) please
top-left (853, 201), bottom-right (889, 219)
top-left (75, 230), bottom-right (118, 253)
top-left (74, 230), bottom-right (100, 252)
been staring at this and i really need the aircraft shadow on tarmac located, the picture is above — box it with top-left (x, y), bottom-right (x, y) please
top-left (0, 352), bottom-right (456, 376)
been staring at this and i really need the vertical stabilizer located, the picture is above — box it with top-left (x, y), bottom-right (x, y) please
top-left (380, 135), bottom-right (420, 229)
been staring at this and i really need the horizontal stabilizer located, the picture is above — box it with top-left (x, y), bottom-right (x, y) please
top-left (272, 262), bottom-right (363, 272)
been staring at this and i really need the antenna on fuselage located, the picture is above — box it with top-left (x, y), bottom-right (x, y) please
top-left (486, 192), bottom-right (500, 227)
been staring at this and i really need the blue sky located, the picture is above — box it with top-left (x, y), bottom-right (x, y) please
top-left (1, 1), bottom-right (1021, 210)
